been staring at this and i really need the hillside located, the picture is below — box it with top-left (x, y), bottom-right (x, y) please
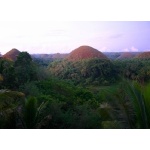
top-left (135, 51), bottom-right (150, 59)
top-left (117, 52), bottom-right (134, 59)
top-left (66, 46), bottom-right (108, 61)
top-left (3, 48), bottom-right (20, 61)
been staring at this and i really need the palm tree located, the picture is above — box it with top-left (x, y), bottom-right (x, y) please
top-left (20, 97), bottom-right (50, 129)
top-left (97, 81), bottom-right (135, 129)
top-left (111, 79), bottom-right (150, 129)
top-left (126, 81), bottom-right (150, 128)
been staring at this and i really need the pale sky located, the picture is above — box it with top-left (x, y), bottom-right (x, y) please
top-left (0, 21), bottom-right (150, 54)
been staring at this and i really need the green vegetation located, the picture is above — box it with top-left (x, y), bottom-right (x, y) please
top-left (1, 52), bottom-right (150, 128)
top-left (48, 58), bottom-right (117, 85)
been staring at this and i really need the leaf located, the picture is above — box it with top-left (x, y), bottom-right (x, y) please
top-left (125, 80), bottom-right (148, 128)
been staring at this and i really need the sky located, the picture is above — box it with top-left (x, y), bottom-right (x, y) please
top-left (0, 21), bottom-right (150, 54)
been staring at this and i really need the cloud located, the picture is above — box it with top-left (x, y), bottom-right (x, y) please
top-left (122, 46), bottom-right (139, 52)
top-left (123, 48), bottom-right (129, 52)
top-left (130, 46), bottom-right (138, 52)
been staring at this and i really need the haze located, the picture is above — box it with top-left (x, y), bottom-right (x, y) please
top-left (0, 21), bottom-right (150, 54)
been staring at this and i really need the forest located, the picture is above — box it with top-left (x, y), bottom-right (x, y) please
top-left (0, 51), bottom-right (150, 129)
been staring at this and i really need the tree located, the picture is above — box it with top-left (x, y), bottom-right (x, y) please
top-left (0, 90), bottom-right (25, 128)
top-left (0, 59), bottom-right (15, 89)
top-left (21, 97), bottom-right (49, 129)
top-left (14, 52), bottom-right (37, 87)
top-left (126, 81), bottom-right (150, 128)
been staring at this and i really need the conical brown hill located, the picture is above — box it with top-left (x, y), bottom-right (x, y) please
top-left (135, 51), bottom-right (150, 59)
top-left (3, 48), bottom-right (20, 61)
top-left (117, 52), bottom-right (134, 59)
top-left (67, 46), bottom-right (108, 61)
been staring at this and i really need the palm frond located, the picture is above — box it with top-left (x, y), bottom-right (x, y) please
top-left (125, 80), bottom-right (148, 128)
top-left (142, 83), bottom-right (150, 127)
top-left (24, 97), bottom-right (37, 128)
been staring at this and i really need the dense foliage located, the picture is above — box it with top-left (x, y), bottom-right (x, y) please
top-left (48, 58), bottom-right (118, 85)
top-left (1, 53), bottom-right (150, 129)
top-left (114, 59), bottom-right (150, 83)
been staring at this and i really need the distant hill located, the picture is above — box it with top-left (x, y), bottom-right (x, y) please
top-left (116, 52), bottom-right (135, 60)
top-left (66, 46), bottom-right (108, 61)
top-left (104, 52), bottom-right (121, 60)
top-left (52, 53), bottom-right (68, 59)
top-left (3, 48), bottom-right (20, 61)
top-left (31, 53), bottom-right (68, 60)
top-left (135, 51), bottom-right (150, 59)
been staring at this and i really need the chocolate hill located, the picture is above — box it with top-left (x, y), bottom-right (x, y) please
top-left (135, 51), bottom-right (150, 59)
top-left (117, 52), bottom-right (134, 59)
top-left (66, 46), bottom-right (108, 61)
top-left (3, 48), bottom-right (20, 61)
